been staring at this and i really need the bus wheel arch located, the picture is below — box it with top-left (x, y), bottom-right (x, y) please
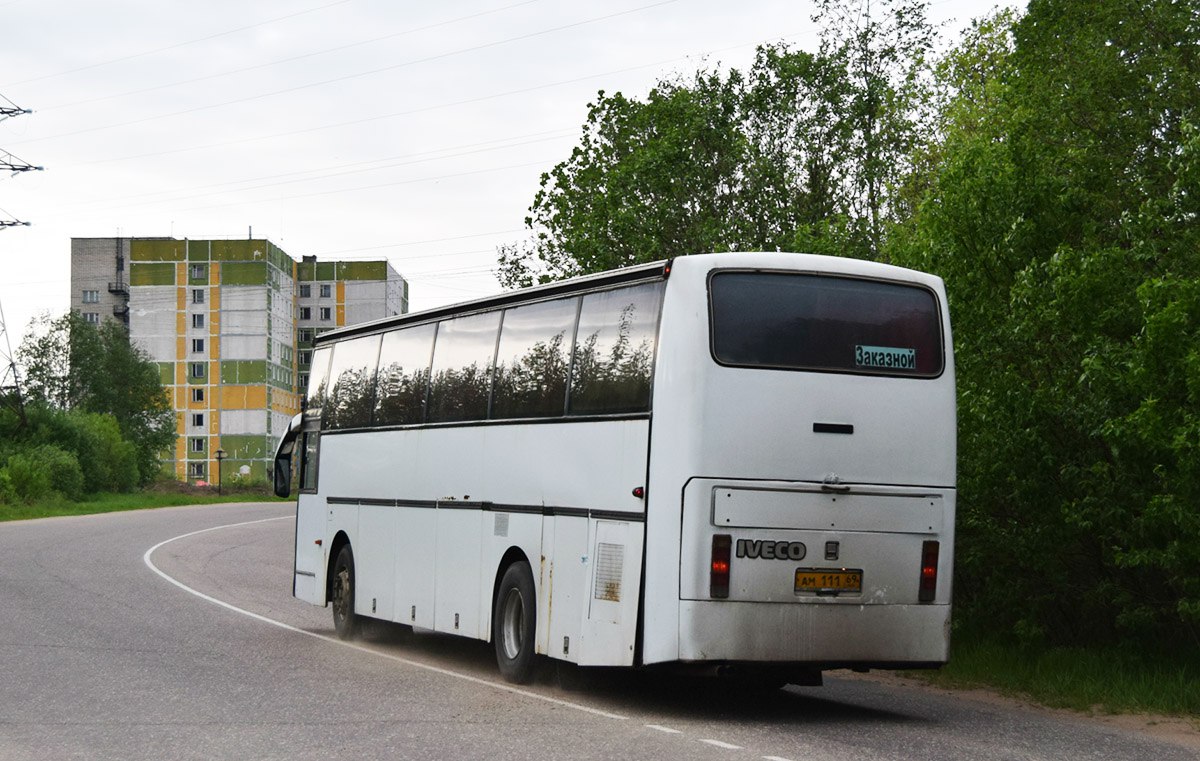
top-left (325, 531), bottom-right (351, 603)
top-left (328, 533), bottom-right (359, 640)
top-left (492, 551), bottom-right (537, 684)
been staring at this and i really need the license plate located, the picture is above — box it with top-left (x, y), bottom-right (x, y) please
top-left (794, 568), bottom-right (863, 594)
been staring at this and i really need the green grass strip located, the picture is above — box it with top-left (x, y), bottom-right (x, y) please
top-left (0, 489), bottom-right (290, 522)
top-left (912, 634), bottom-right (1200, 717)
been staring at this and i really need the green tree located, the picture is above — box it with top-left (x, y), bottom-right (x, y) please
top-left (897, 0), bottom-right (1200, 648)
top-left (811, 0), bottom-right (938, 257)
top-left (21, 406), bottom-right (139, 493)
top-left (498, 72), bottom-right (748, 287)
top-left (0, 445), bottom-right (83, 504)
top-left (18, 314), bottom-right (174, 485)
top-left (499, 0), bottom-right (938, 285)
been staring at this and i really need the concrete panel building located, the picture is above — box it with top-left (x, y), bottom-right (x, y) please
top-left (70, 237), bottom-right (407, 484)
top-left (70, 237), bottom-right (132, 327)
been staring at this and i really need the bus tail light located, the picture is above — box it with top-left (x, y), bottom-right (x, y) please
top-left (919, 540), bottom-right (939, 603)
top-left (710, 534), bottom-right (731, 598)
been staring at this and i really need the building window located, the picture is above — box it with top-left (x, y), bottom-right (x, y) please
top-left (192, 289), bottom-right (205, 304)
top-left (320, 284), bottom-right (332, 298)
top-left (299, 373), bottom-right (309, 390)
top-left (82, 289), bottom-right (100, 303)
top-left (299, 306), bottom-right (311, 320)
top-left (299, 328), bottom-right (313, 343)
top-left (192, 413), bottom-right (204, 427)
top-left (192, 338), bottom-right (205, 353)
top-left (319, 307), bottom-right (332, 321)
top-left (299, 284), bottom-right (311, 298)
top-left (190, 437), bottom-right (205, 453)
top-left (190, 264), bottom-right (207, 280)
top-left (299, 350), bottom-right (312, 366)
top-left (82, 312), bottom-right (100, 324)
top-left (188, 462), bottom-right (206, 479)
top-left (192, 313), bottom-right (205, 329)
top-left (192, 388), bottom-right (204, 402)
top-left (190, 362), bottom-right (205, 378)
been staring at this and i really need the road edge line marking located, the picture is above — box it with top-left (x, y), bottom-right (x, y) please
top-left (143, 514), bottom-right (629, 722)
top-left (700, 738), bottom-right (743, 750)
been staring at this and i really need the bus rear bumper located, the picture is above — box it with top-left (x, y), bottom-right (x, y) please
top-left (675, 600), bottom-right (951, 667)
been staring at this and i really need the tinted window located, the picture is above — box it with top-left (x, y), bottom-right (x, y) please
top-left (710, 272), bottom-right (943, 376)
top-left (306, 346), bottom-right (333, 415)
top-left (492, 297), bottom-right (578, 419)
top-left (427, 312), bottom-right (500, 423)
top-left (374, 324), bottom-right (435, 426)
top-left (323, 335), bottom-right (381, 429)
top-left (569, 282), bottom-right (664, 415)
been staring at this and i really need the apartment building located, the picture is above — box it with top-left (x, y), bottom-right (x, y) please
top-left (70, 237), bottom-right (407, 483)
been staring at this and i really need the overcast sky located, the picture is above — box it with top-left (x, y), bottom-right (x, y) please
top-left (1, 0), bottom-right (1009, 352)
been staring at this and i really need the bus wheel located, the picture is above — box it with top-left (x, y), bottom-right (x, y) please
top-left (493, 561), bottom-right (536, 684)
top-left (331, 544), bottom-right (360, 640)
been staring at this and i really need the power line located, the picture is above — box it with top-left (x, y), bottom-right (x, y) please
top-left (8, 0), bottom-right (680, 148)
top-left (69, 129), bottom-right (577, 211)
top-left (308, 230), bottom-right (525, 258)
top-left (71, 26), bottom-right (807, 169)
top-left (163, 159), bottom-right (554, 215)
top-left (38, 0), bottom-right (542, 113)
top-left (3, 0), bottom-right (353, 87)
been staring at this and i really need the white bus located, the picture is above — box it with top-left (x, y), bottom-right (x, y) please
top-left (274, 252), bottom-right (956, 686)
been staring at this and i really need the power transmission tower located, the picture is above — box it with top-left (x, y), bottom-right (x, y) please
top-left (0, 297), bottom-right (27, 427)
top-left (0, 93), bottom-right (40, 427)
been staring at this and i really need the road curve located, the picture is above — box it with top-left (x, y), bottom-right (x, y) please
top-left (0, 503), bottom-right (1193, 761)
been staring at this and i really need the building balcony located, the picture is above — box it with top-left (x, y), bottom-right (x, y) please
top-left (108, 281), bottom-right (129, 295)
top-left (112, 303), bottom-right (129, 316)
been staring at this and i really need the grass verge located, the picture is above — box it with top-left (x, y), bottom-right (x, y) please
top-left (910, 633), bottom-right (1200, 718)
top-left (0, 487), bottom-right (288, 522)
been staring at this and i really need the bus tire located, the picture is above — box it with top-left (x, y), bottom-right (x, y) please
top-left (331, 544), bottom-right (360, 640)
top-left (493, 561), bottom-right (536, 684)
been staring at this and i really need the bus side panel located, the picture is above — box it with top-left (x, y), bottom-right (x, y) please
top-left (394, 506), bottom-right (437, 629)
top-left (316, 421), bottom-right (648, 663)
top-left (357, 504), bottom-right (396, 621)
top-left (479, 511), bottom-right (544, 645)
top-left (435, 508), bottom-right (484, 638)
top-left (427, 427), bottom-right (488, 638)
top-left (294, 493), bottom-right (327, 605)
top-left (578, 519), bottom-right (643, 666)
top-left (546, 515), bottom-right (588, 664)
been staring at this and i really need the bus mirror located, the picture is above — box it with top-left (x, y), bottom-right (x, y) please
top-left (273, 453), bottom-right (291, 498)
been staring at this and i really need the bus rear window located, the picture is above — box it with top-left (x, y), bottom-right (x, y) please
top-left (709, 271), bottom-right (943, 376)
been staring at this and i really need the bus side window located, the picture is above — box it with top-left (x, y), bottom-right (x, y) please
top-left (427, 312), bottom-right (501, 423)
top-left (323, 334), bottom-right (382, 430)
top-left (569, 282), bottom-right (664, 415)
top-left (492, 297), bottom-right (578, 419)
top-left (375, 323), bottom-right (435, 426)
top-left (306, 347), bottom-right (334, 421)
top-left (299, 432), bottom-right (319, 492)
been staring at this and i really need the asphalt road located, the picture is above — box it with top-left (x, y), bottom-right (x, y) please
top-left (0, 502), bottom-right (1194, 761)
